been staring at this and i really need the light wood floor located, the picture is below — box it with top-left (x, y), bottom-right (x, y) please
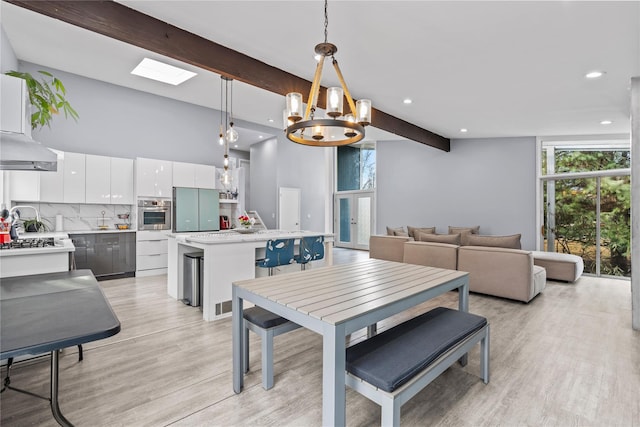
top-left (1, 248), bottom-right (639, 426)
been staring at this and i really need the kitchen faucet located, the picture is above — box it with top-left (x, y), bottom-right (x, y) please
top-left (9, 205), bottom-right (41, 230)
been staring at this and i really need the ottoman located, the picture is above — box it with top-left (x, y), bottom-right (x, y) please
top-left (531, 251), bottom-right (584, 282)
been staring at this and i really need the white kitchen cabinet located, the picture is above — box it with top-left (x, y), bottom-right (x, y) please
top-left (172, 161), bottom-right (195, 188)
top-left (39, 150), bottom-right (64, 202)
top-left (195, 164), bottom-right (216, 189)
top-left (111, 157), bottom-right (134, 204)
top-left (9, 171), bottom-right (40, 202)
top-left (85, 154), bottom-right (111, 204)
top-left (136, 230), bottom-right (169, 276)
top-left (86, 155), bottom-right (134, 205)
top-left (136, 158), bottom-right (173, 198)
top-left (63, 152), bottom-right (86, 203)
top-left (0, 74), bottom-right (29, 136)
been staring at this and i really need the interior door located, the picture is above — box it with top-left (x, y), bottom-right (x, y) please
top-left (334, 191), bottom-right (374, 250)
top-left (279, 187), bottom-right (301, 231)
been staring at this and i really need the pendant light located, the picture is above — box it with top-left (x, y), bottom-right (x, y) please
top-left (284, 0), bottom-right (371, 147)
top-left (220, 76), bottom-right (235, 189)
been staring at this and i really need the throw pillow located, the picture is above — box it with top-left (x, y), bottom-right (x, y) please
top-left (448, 225), bottom-right (480, 235)
top-left (386, 226), bottom-right (405, 236)
top-left (418, 232), bottom-right (461, 245)
top-left (407, 226), bottom-right (436, 240)
top-left (393, 230), bottom-right (410, 237)
top-left (465, 234), bottom-right (522, 249)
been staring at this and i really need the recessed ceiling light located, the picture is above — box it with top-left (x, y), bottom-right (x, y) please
top-left (268, 119), bottom-right (274, 123)
top-left (460, 128), bottom-right (468, 133)
top-left (234, 144), bottom-right (239, 148)
top-left (403, 98), bottom-right (412, 104)
top-left (600, 120), bottom-right (613, 125)
top-left (131, 58), bottom-right (197, 85)
top-left (259, 135), bottom-right (264, 139)
top-left (585, 70), bottom-right (605, 79)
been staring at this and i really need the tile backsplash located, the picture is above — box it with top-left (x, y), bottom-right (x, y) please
top-left (11, 202), bottom-right (135, 232)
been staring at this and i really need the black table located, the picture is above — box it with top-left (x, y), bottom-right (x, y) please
top-left (0, 270), bottom-right (121, 426)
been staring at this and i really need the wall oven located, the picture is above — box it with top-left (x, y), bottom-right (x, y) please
top-left (138, 199), bottom-right (171, 230)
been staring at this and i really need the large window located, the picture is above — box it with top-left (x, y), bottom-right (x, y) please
top-left (539, 139), bottom-right (631, 277)
top-left (337, 142), bottom-right (376, 191)
top-left (335, 142), bottom-right (376, 250)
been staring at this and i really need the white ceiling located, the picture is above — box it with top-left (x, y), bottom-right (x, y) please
top-left (2, 1), bottom-right (639, 151)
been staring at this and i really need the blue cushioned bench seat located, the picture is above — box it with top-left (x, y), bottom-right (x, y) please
top-left (345, 307), bottom-right (490, 426)
top-left (243, 306), bottom-right (300, 390)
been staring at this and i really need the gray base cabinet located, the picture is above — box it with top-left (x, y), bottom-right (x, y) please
top-left (70, 232), bottom-right (136, 280)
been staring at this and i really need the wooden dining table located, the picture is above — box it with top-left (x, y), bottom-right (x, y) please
top-left (232, 258), bottom-right (469, 426)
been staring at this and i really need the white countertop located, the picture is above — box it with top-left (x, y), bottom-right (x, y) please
top-left (66, 229), bottom-right (136, 235)
top-left (169, 229), bottom-right (334, 245)
top-left (0, 237), bottom-right (75, 257)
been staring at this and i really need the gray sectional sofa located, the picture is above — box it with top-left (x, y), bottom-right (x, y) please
top-left (370, 233), bottom-right (547, 303)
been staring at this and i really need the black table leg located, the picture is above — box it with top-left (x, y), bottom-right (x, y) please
top-left (50, 350), bottom-right (73, 427)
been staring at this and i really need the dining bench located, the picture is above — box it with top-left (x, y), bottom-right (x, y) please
top-left (345, 307), bottom-right (490, 426)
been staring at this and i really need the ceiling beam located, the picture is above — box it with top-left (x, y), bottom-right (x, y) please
top-left (7, 0), bottom-right (450, 152)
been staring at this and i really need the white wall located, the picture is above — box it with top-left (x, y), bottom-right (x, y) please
top-left (0, 25), bottom-right (18, 72)
top-left (250, 138), bottom-right (278, 229)
top-left (249, 133), bottom-right (330, 232)
top-left (376, 136), bottom-right (538, 250)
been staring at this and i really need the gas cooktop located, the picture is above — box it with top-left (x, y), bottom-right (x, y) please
top-left (0, 238), bottom-right (56, 250)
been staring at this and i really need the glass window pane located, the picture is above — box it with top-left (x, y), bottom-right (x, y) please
top-left (356, 197), bottom-right (371, 245)
top-left (339, 198), bottom-right (351, 243)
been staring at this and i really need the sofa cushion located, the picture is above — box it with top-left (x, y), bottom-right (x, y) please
top-left (407, 226), bottom-right (436, 240)
top-left (386, 226), bottom-right (406, 236)
top-left (393, 230), bottom-right (410, 237)
top-left (418, 232), bottom-right (461, 245)
top-left (403, 241), bottom-right (458, 270)
top-left (458, 246), bottom-right (538, 302)
top-left (370, 235), bottom-right (410, 262)
top-left (465, 234), bottom-right (521, 249)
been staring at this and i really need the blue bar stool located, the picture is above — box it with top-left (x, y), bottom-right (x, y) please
top-left (255, 238), bottom-right (295, 276)
top-left (295, 235), bottom-right (325, 270)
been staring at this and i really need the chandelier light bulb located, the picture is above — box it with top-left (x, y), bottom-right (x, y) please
top-left (312, 125), bottom-right (324, 140)
top-left (326, 87), bottom-right (343, 118)
top-left (226, 126), bottom-right (239, 143)
top-left (286, 92), bottom-right (303, 122)
top-left (356, 99), bottom-right (372, 126)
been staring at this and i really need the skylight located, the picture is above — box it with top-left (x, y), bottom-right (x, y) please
top-left (131, 58), bottom-right (197, 85)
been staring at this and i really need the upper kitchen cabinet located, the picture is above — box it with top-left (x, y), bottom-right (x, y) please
top-left (172, 161), bottom-right (195, 188)
top-left (111, 157), bottom-right (134, 204)
top-left (63, 152), bottom-right (86, 203)
top-left (194, 164), bottom-right (216, 189)
top-left (86, 154), bottom-right (110, 204)
top-left (136, 158), bottom-right (172, 198)
top-left (172, 161), bottom-right (216, 189)
top-left (39, 150), bottom-right (65, 202)
top-left (85, 155), bottom-right (133, 204)
top-left (0, 75), bottom-right (29, 136)
top-left (9, 170), bottom-right (39, 201)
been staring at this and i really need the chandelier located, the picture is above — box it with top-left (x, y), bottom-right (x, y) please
top-left (219, 76), bottom-right (237, 189)
top-left (284, 0), bottom-right (371, 147)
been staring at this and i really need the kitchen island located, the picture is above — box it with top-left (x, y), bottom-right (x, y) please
top-left (0, 232), bottom-right (75, 278)
top-left (167, 230), bottom-right (334, 321)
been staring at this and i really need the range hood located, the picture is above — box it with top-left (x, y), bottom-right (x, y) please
top-left (0, 132), bottom-right (58, 171)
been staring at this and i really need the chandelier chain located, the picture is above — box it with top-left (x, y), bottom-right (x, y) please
top-left (324, 0), bottom-right (328, 44)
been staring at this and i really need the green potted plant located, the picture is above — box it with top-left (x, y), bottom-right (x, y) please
top-left (22, 218), bottom-right (49, 233)
top-left (4, 70), bottom-right (79, 130)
